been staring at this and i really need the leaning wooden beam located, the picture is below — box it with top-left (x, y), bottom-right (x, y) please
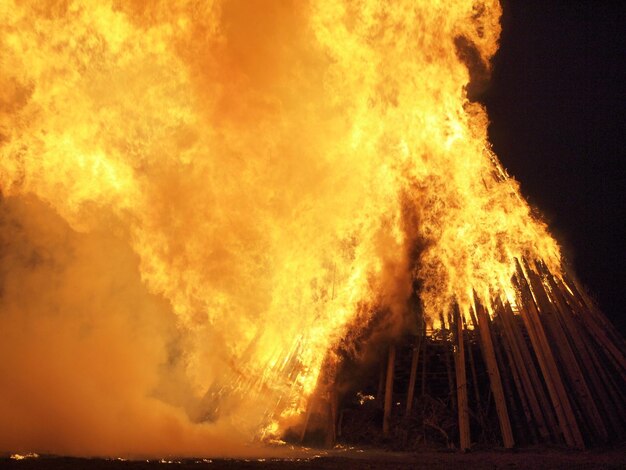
top-left (515, 259), bottom-right (584, 449)
top-left (474, 297), bottom-right (515, 449)
top-left (453, 304), bottom-right (471, 451)
top-left (406, 322), bottom-right (423, 416)
top-left (383, 344), bottom-right (396, 436)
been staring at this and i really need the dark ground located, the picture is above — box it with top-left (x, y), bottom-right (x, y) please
top-left (2, 447), bottom-right (626, 470)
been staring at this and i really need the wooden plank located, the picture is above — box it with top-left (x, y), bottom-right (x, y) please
top-left (474, 298), bottom-right (515, 448)
top-left (383, 344), bottom-right (396, 436)
top-left (453, 304), bottom-right (471, 451)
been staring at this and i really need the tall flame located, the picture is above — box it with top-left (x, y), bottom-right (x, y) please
top-left (0, 0), bottom-right (562, 452)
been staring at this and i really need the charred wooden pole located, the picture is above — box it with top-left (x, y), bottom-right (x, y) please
top-left (453, 304), bottom-right (471, 451)
top-left (474, 297), bottom-right (515, 449)
top-left (383, 344), bottom-right (396, 436)
top-left (406, 323), bottom-right (423, 416)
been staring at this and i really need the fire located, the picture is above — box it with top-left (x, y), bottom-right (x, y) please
top-left (0, 0), bottom-right (562, 449)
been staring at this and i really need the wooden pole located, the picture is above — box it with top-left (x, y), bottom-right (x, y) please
top-left (406, 324), bottom-right (423, 416)
top-left (453, 304), bottom-right (471, 451)
top-left (475, 298), bottom-right (515, 449)
top-left (383, 344), bottom-right (396, 436)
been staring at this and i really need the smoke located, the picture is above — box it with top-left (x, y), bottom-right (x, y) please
top-left (0, 194), bottom-right (262, 457)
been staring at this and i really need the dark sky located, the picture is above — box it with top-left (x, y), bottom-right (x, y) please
top-left (482, 0), bottom-right (625, 334)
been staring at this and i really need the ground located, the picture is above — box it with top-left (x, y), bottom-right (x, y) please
top-left (2, 446), bottom-right (626, 469)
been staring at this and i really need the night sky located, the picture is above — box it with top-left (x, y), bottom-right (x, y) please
top-left (482, 0), bottom-right (625, 334)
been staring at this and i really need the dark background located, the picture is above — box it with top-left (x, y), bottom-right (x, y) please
top-left (483, 0), bottom-right (625, 335)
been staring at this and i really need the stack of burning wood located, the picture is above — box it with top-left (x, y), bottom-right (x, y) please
top-left (299, 258), bottom-right (626, 450)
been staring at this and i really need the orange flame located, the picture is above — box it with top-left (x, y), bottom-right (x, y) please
top-left (0, 0), bottom-right (562, 448)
